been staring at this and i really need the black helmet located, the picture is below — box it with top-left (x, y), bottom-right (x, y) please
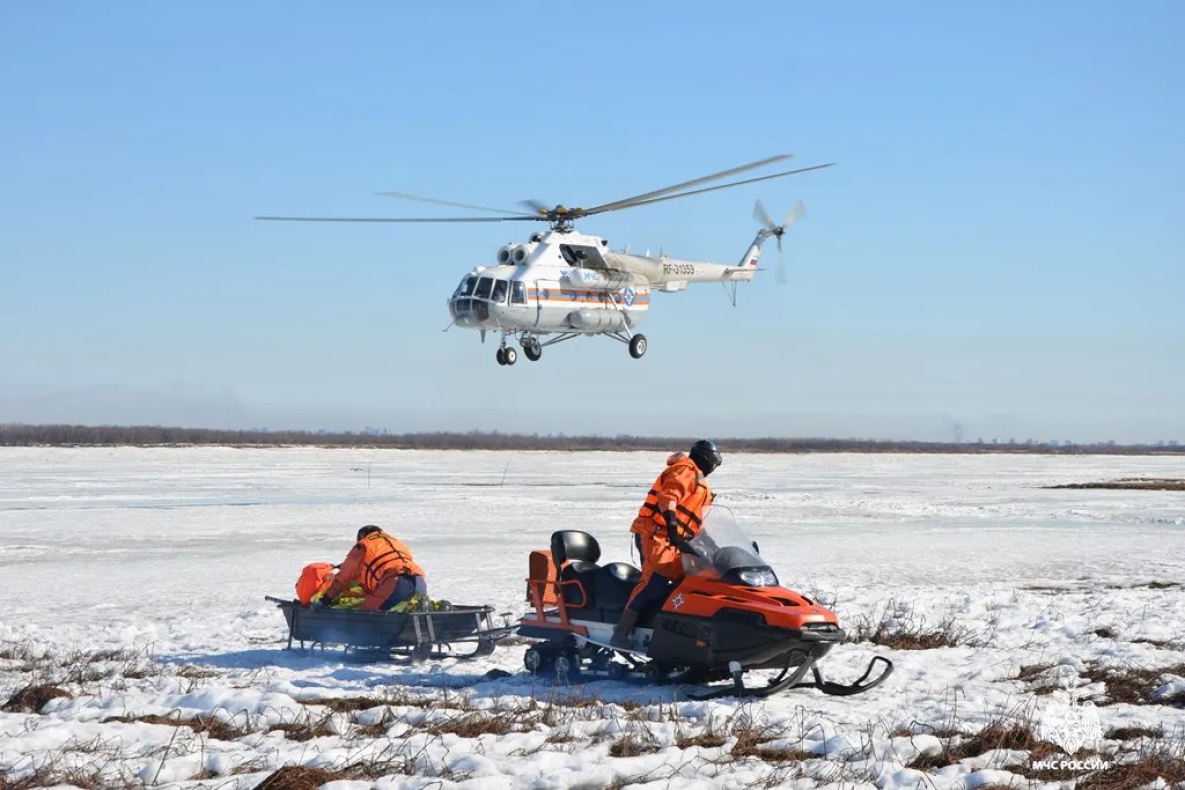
top-left (357, 525), bottom-right (382, 541)
top-left (689, 439), bottom-right (722, 476)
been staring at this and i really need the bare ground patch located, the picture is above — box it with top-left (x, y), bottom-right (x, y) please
top-left (1045, 477), bottom-right (1185, 491)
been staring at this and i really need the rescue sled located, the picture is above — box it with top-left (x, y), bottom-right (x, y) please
top-left (267, 597), bottom-right (514, 662)
top-left (517, 506), bottom-right (893, 699)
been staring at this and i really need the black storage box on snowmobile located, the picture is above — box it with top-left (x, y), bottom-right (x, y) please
top-left (266, 596), bottom-right (512, 661)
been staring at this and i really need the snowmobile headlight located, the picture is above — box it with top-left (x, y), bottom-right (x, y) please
top-left (738, 569), bottom-right (778, 587)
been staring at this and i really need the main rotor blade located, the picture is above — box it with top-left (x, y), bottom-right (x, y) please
top-left (519, 199), bottom-right (551, 215)
top-left (584, 154), bottom-right (792, 216)
top-left (587, 163), bottom-right (835, 216)
top-left (255, 215), bottom-right (541, 223)
top-left (754, 199), bottom-right (775, 229)
top-left (376, 190), bottom-right (528, 217)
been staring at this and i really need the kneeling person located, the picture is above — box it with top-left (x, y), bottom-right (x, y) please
top-left (318, 525), bottom-right (427, 611)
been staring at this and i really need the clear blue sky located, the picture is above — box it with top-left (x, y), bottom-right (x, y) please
top-left (1, 1), bottom-right (1182, 442)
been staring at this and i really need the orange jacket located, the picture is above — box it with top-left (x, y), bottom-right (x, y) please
top-left (323, 531), bottom-right (425, 598)
top-left (630, 453), bottom-right (714, 580)
top-left (296, 562), bottom-right (338, 605)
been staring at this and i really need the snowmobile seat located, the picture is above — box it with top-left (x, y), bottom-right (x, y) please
top-left (550, 530), bottom-right (601, 566)
top-left (551, 530), bottom-right (602, 608)
top-left (594, 562), bottom-right (642, 610)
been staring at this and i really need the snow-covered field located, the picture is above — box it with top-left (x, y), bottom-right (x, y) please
top-left (1, 447), bottom-right (1183, 789)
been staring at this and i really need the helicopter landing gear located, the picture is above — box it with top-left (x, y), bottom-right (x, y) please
top-left (628, 334), bottom-right (648, 359)
top-left (522, 338), bottom-right (542, 362)
top-left (496, 347), bottom-right (517, 366)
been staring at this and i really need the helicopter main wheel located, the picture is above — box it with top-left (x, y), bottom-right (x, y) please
top-left (523, 341), bottom-right (542, 362)
top-left (503, 347), bottom-right (517, 365)
top-left (629, 334), bottom-right (648, 359)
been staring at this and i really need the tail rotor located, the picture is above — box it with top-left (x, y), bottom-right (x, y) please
top-left (754, 199), bottom-right (805, 285)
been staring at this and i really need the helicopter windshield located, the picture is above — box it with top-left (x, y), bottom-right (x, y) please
top-left (457, 276), bottom-right (476, 297)
top-left (681, 506), bottom-right (776, 586)
top-left (474, 277), bottom-right (493, 299)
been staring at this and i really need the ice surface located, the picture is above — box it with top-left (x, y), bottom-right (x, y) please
top-left (1, 447), bottom-right (1183, 789)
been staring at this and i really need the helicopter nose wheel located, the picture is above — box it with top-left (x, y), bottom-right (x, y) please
top-left (628, 334), bottom-right (648, 359)
top-left (497, 347), bottom-right (517, 366)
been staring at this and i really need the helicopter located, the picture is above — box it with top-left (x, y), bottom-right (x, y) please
top-left (257, 155), bottom-right (831, 365)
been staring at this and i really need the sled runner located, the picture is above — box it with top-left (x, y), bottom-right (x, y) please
top-left (267, 596), bottom-right (514, 662)
top-left (517, 506), bottom-right (893, 698)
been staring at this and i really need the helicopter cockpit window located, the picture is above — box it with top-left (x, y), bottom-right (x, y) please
top-left (491, 279), bottom-right (509, 304)
top-left (510, 281), bottom-right (526, 304)
top-left (457, 276), bottom-right (477, 297)
top-left (474, 277), bottom-right (493, 299)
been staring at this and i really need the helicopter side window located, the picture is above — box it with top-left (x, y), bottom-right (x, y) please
top-left (560, 244), bottom-right (604, 268)
top-left (491, 279), bottom-right (509, 304)
top-left (510, 281), bottom-right (526, 305)
top-left (474, 277), bottom-right (493, 299)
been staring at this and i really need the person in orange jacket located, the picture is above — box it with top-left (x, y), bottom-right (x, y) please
top-left (610, 439), bottom-right (722, 648)
top-left (315, 525), bottom-right (427, 611)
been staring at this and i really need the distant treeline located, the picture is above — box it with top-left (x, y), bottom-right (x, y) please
top-left (1, 423), bottom-right (1182, 454)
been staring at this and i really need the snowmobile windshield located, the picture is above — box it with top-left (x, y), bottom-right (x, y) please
top-left (682, 506), bottom-right (777, 586)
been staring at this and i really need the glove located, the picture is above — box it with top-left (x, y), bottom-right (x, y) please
top-left (665, 511), bottom-right (680, 542)
top-left (312, 597), bottom-right (332, 610)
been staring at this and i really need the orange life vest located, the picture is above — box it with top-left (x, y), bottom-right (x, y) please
top-left (357, 532), bottom-right (425, 594)
top-left (296, 562), bottom-right (337, 605)
top-left (632, 453), bottom-right (714, 540)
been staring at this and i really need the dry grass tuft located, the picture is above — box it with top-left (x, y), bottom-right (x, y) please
top-left (845, 600), bottom-right (969, 650)
top-left (427, 711), bottom-right (514, 738)
top-left (253, 766), bottom-right (339, 790)
top-left (722, 713), bottom-right (812, 764)
top-left (1085, 662), bottom-right (1185, 706)
top-left (1015, 663), bottom-right (1055, 683)
top-left (303, 695), bottom-right (386, 713)
top-left (676, 731), bottom-right (728, 749)
top-left (100, 711), bottom-right (252, 740)
top-left (608, 728), bottom-right (660, 758)
top-left (1077, 750), bottom-right (1185, 790)
top-left (270, 713), bottom-right (335, 742)
top-left (855, 623), bottom-right (964, 650)
top-left (175, 663), bottom-right (220, 679)
top-left (1108, 725), bottom-right (1163, 741)
top-left (1, 683), bottom-right (71, 713)
top-left (189, 714), bottom-right (252, 740)
top-left (908, 719), bottom-right (1059, 772)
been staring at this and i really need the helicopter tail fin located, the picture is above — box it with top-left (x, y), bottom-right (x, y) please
top-left (726, 236), bottom-right (764, 281)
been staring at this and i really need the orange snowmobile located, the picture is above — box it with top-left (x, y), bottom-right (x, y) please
top-left (518, 507), bottom-right (892, 699)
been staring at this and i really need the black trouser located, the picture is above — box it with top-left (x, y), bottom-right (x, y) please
top-left (626, 573), bottom-right (675, 614)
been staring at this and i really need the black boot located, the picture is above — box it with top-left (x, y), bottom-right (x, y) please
top-left (610, 608), bottom-right (640, 650)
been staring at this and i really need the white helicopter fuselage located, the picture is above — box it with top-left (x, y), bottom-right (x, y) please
top-left (447, 229), bottom-right (764, 348)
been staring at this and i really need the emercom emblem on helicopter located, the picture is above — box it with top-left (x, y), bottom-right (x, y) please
top-left (257, 155), bottom-right (830, 366)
